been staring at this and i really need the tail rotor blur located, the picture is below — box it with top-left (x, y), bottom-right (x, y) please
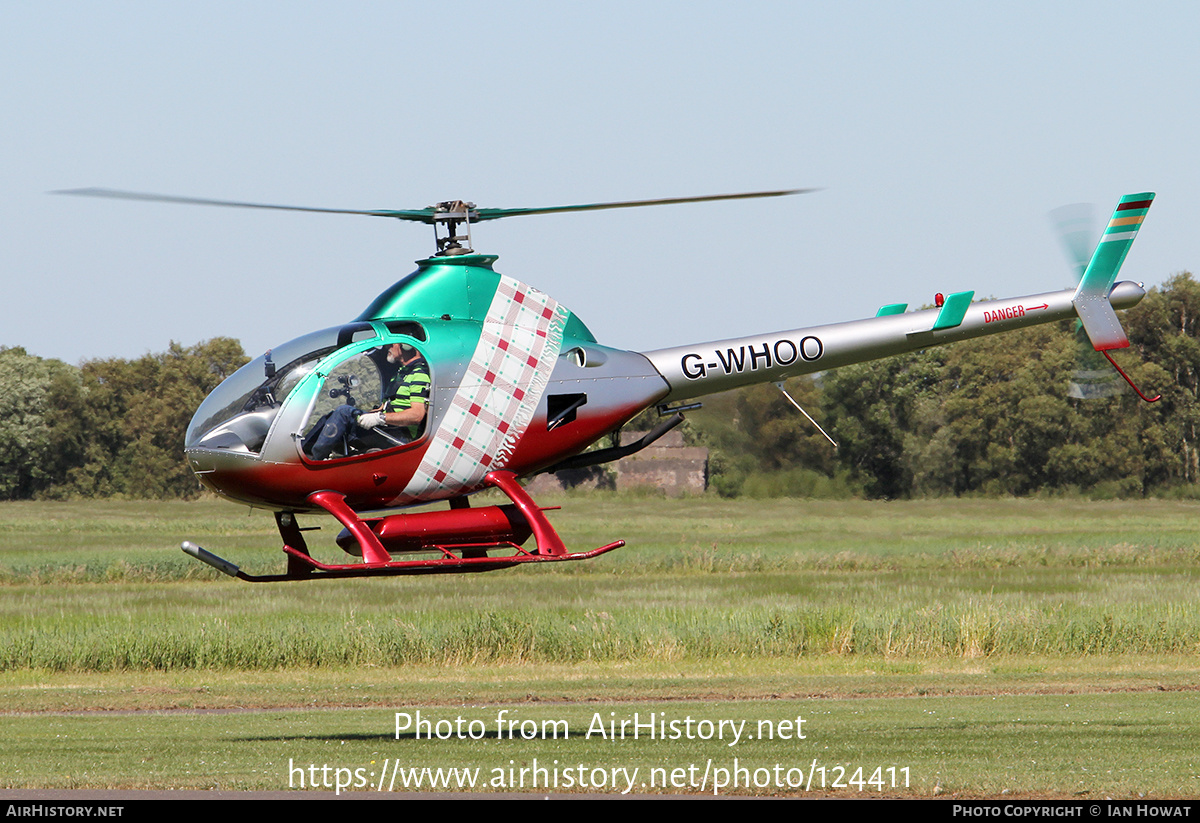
top-left (1049, 202), bottom-right (1120, 399)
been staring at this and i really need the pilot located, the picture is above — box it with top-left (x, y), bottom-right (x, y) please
top-left (306, 343), bottom-right (429, 460)
top-left (358, 343), bottom-right (430, 442)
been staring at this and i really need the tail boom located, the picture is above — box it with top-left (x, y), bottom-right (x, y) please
top-left (644, 281), bottom-right (1146, 403)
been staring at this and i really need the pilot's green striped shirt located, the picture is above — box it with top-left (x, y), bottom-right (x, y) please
top-left (385, 362), bottom-right (431, 439)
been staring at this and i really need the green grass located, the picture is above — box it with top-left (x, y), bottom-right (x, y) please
top-left (2, 495), bottom-right (1199, 795)
top-left (2, 496), bottom-right (1200, 670)
top-left (6, 495), bottom-right (1200, 571)
top-left (2, 680), bottom-right (1197, 796)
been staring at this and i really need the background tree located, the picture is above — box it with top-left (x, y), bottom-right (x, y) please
top-left (1124, 272), bottom-right (1200, 489)
top-left (0, 348), bottom-right (86, 499)
top-left (819, 349), bottom-right (941, 498)
top-left (67, 338), bottom-right (248, 499)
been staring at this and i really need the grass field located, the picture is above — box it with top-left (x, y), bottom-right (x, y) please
top-left (1, 495), bottom-right (1198, 797)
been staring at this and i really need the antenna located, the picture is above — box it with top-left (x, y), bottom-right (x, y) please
top-left (774, 382), bottom-right (838, 449)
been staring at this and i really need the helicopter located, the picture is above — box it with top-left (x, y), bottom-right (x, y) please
top-left (58, 187), bottom-right (1157, 581)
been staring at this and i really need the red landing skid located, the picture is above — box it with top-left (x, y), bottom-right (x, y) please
top-left (181, 470), bottom-right (623, 582)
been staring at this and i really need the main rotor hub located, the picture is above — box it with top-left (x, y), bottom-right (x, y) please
top-left (432, 200), bottom-right (479, 255)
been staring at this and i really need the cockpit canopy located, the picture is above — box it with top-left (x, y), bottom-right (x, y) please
top-left (185, 320), bottom-right (426, 456)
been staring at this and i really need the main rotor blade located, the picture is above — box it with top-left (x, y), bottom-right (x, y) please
top-left (472, 188), bottom-right (817, 221)
top-left (52, 188), bottom-right (439, 223)
top-left (53, 187), bottom-right (816, 225)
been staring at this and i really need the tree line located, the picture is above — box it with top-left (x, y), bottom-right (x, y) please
top-left (0, 338), bottom-right (247, 500)
top-left (2, 273), bottom-right (1198, 501)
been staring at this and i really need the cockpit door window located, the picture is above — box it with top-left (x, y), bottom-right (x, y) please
top-left (301, 342), bottom-right (430, 461)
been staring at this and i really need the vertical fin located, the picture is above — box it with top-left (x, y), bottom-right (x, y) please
top-left (1072, 192), bottom-right (1154, 351)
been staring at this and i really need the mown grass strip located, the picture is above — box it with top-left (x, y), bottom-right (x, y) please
top-left (3, 689), bottom-right (1197, 796)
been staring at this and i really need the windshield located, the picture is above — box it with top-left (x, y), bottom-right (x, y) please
top-left (185, 324), bottom-right (377, 453)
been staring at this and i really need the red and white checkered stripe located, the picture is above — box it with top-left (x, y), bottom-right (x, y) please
top-left (403, 275), bottom-right (568, 497)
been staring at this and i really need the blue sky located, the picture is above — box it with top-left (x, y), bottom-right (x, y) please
top-left (4, 2), bottom-right (1198, 364)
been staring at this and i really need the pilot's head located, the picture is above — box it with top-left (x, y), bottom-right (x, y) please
top-left (387, 343), bottom-right (419, 365)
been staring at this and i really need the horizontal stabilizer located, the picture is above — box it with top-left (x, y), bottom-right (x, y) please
top-left (932, 291), bottom-right (974, 330)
